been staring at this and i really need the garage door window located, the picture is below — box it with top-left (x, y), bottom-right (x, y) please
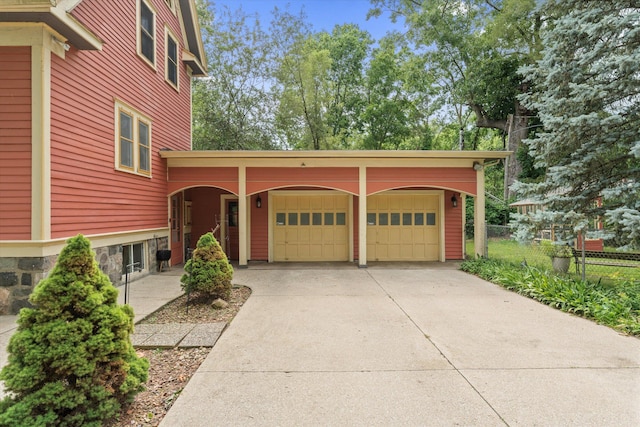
top-left (367, 213), bottom-right (376, 225)
top-left (288, 213), bottom-right (298, 225)
top-left (300, 213), bottom-right (310, 225)
top-left (414, 213), bottom-right (424, 225)
top-left (276, 211), bottom-right (347, 226)
top-left (426, 213), bottom-right (436, 226)
top-left (324, 213), bottom-right (334, 225)
top-left (379, 213), bottom-right (388, 225)
top-left (312, 213), bottom-right (322, 225)
top-left (391, 213), bottom-right (401, 225)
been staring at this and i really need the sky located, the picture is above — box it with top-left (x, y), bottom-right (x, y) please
top-left (213, 0), bottom-right (403, 41)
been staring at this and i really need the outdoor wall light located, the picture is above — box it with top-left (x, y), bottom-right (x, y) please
top-left (473, 161), bottom-right (484, 171)
top-left (256, 195), bottom-right (262, 208)
top-left (451, 194), bottom-right (458, 208)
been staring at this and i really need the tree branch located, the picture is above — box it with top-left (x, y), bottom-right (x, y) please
top-left (470, 103), bottom-right (507, 131)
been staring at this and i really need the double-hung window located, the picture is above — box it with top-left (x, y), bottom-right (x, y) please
top-left (138, 0), bottom-right (156, 67)
top-left (115, 100), bottom-right (152, 177)
top-left (165, 27), bottom-right (179, 89)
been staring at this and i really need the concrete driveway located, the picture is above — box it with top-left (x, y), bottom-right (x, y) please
top-left (161, 263), bottom-right (640, 426)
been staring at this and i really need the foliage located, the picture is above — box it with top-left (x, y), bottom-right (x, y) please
top-left (540, 240), bottom-right (573, 258)
top-left (461, 257), bottom-right (640, 335)
top-left (192, 1), bottom-right (279, 150)
top-left (181, 232), bottom-right (233, 301)
top-left (465, 195), bottom-right (513, 236)
top-left (0, 235), bottom-right (148, 427)
top-left (369, 0), bottom-right (539, 187)
top-left (275, 32), bottom-right (333, 149)
top-left (513, 1), bottom-right (640, 249)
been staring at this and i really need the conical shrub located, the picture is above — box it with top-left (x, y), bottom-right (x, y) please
top-left (181, 232), bottom-right (233, 301)
top-left (0, 235), bottom-right (148, 427)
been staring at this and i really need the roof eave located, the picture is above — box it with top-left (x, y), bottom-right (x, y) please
top-left (159, 150), bottom-right (512, 161)
top-left (182, 49), bottom-right (207, 76)
top-left (178, 0), bottom-right (207, 75)
top-left (0, 3), bottom-right (103, 50)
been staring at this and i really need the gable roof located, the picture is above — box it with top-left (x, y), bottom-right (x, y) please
top-left (178, 0), bottom-right (206, 76)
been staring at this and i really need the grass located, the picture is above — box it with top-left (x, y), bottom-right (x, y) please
top-left (461, 257), bottom-right (640, 336)
top-left (466, 239), bottom-right (640, 285)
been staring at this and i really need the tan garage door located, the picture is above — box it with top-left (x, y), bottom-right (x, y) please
top-left (273, 194), bottom-right (349, 261)
top-left (367, 193), bottom-right (440, 261)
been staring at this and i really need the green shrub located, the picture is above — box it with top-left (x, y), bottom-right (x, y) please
top-left (181, 232), bottom-right (233, 301)
top-left (461, 258), bottom-right (640, 335)
top-left (0, 235), bottom-right (148, 427)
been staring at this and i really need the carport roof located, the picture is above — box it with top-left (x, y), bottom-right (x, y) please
top-left (159, 150), bottom-right (511, 167)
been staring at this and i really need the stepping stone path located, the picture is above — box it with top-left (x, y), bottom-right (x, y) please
top-left (132, 323), bottom-right (226, 348)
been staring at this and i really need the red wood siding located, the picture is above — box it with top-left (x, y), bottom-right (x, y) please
top-left (247, 167), bottom-right (359, 195)
top-left (168, 167), bottom-right (239, 195)
top-left (189, 187), bottom-right (224, 246)
top-left (367, 168), bottom-right (477, 196)
top-left (0, 47), bottom-right (32, 240)
top-left (444, 190), bottom-right (464, 259)
top-left (250, 194), bottom-right (268, 260)
top-left (48, 0), bottom-right (192, 238)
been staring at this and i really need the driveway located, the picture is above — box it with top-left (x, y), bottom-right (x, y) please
top-left (161, 263), bottom-right (640, 426)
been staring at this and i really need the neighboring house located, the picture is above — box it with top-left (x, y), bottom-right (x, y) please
top-left (510, 199), bottom-right (604, 250)
top-left (0, 0), bottom-right (206, 314)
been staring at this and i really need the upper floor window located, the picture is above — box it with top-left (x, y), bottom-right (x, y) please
top-left (115, 99), bottom-right (152, 177)
top-left (165, 27), bottom-right (179, 89)
top-left (138, 0), bottom-right (156, 67)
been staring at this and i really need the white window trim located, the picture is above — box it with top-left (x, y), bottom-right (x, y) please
top-left (165, 26), bottom-right (179, 91)
top-left (137, 0), bottom-right (157, 69)
top-left (114, 99), bottom-right (153, 178)
top-left (164, 0), bottom-right (177, 14)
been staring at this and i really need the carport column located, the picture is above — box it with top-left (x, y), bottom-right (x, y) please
top-left (238, 166), bottom-right (248, 267)
top-left (474, 165), bottom-right (487, 258)
top-left (358, 166), bottom-right (367, 267)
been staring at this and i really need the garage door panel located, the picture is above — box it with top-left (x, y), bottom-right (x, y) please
top-left (367, 194), bottom-right (440, 262)
top-left (401, 228), bottom-right (413, 241)
top-left (389, 228), bottom-right (402, 244)
top-left (299, 228), bottom-right (310, 243)
top-left (298, 245), bottom-right (310, 258)
top-left (273, 194), bottom-right (349, 262)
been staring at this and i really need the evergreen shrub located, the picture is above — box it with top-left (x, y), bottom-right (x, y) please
top-left (181, 232), bottom-right (233, 301)
top-left (0, 235), bottom-right (148, 427)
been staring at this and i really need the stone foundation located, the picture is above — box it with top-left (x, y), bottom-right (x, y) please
top-left (0, 255), bottom-right (57, 314)
top-left (0, 237), bottom-right (169, 315)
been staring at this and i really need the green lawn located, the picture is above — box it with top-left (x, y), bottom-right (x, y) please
top-left (466, 239), bottom-right (640, 285)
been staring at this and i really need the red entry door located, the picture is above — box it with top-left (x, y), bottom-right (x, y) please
top-left (226, 199), bottom-right (239, 260)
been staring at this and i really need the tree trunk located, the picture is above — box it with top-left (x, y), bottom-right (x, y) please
top-left (504, 102), bottom-right (529, 199)
top-left (470, 103), bottom-right (528, 199)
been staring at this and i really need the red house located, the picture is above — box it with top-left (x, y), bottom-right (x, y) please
top-left (0, 0), bottom-right (206, 314)
top-left (0, 1), bottom-right (510, 316)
